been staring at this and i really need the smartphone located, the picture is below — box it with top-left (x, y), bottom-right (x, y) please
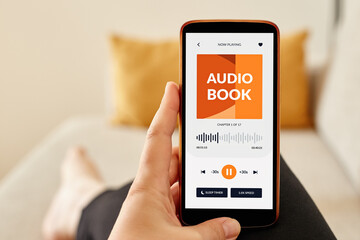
top-left (179, 20), bottom-right (280, 227)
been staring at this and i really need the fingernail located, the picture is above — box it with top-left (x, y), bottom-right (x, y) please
top-left (160, 82), bottom-right (170, 101)
top-left (162, 82), bottom-right (170, 96)
top-left (165, 81), bottom-right (171, 90)
top-left (222, 218), bottom-right (240, 239)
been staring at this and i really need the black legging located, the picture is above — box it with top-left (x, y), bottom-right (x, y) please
top-left (76, 156), bottom-right (336, 240)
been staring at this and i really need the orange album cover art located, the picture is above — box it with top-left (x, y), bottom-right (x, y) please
top-left (197, 54), bottom-right (263, 119)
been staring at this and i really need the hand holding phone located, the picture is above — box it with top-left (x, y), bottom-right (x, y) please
top-left (109, 82), bottom-right (241, 240)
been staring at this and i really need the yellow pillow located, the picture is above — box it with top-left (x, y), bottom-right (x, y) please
top-left (110, 31), bottom-right (311, 128)
top-left (110, 36), bottom-right (179, 126)
top-left (280, 31), bottom-right (311, 128)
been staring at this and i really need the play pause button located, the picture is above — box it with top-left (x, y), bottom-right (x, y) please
top-left (221, 164), bottom-right (237, 179)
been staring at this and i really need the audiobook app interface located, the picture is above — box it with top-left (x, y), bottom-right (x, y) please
top-left (185, 33), bottom-right (274, 209)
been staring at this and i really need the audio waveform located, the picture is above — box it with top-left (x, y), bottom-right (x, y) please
top-left (195, 132), bottom-right (263, 144)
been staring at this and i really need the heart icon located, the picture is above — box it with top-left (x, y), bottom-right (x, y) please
top-left (258, 42), bottom-right (263, 47)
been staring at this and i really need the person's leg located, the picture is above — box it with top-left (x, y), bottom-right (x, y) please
top-left (76, 155), bottom-right (336, 240)
top-left (239, 156), bottom-right (336, 239)
top-left (42, 147), bottom-right (106, 240)
top-left (76, 183), bottom-right (132, 240)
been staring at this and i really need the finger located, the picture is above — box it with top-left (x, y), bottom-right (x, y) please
top-left (169, 146), bottom-right (179, 185)
top-left (189, 217), bottom-right (240, 240)
top-left (170, 181), bottom-right (180, 214)
top-left (135, 82), bottom-right (179, 188)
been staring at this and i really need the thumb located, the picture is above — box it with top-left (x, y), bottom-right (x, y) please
top-left (190, 217), bottom-right (241, 240)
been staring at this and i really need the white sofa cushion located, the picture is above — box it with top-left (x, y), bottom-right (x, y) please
top-left (0, 117), bottom-right (152, 239)
top-left (316, 0), bottom-right (360, 193)
top-left (281, 129), bottom-right (360, 240)
top-left (0, 117), bottom-right (359, 239)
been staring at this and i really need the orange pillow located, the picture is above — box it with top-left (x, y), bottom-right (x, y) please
top-left (110, 31), bottom-right (311, 128)
top-left (280, 31), bottom-right (311, 128)
top-left (109, 36), bottom-right (179, 127)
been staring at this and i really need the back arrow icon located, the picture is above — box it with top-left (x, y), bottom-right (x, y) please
top-left (197, 42), bottom-right (200, 47)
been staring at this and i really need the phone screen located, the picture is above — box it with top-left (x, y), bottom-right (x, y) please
top-left (184, 32), bottom-right (274, 210)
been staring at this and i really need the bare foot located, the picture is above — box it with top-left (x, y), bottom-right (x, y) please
top-left (42, 146), bottom-right (106, 240)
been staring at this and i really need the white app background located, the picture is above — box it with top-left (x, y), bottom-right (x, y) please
top-left (185, 33), bottom-right (274, 209)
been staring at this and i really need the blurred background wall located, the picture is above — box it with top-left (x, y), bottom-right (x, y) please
top-left (0, 0), bottom-right (334, 178)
